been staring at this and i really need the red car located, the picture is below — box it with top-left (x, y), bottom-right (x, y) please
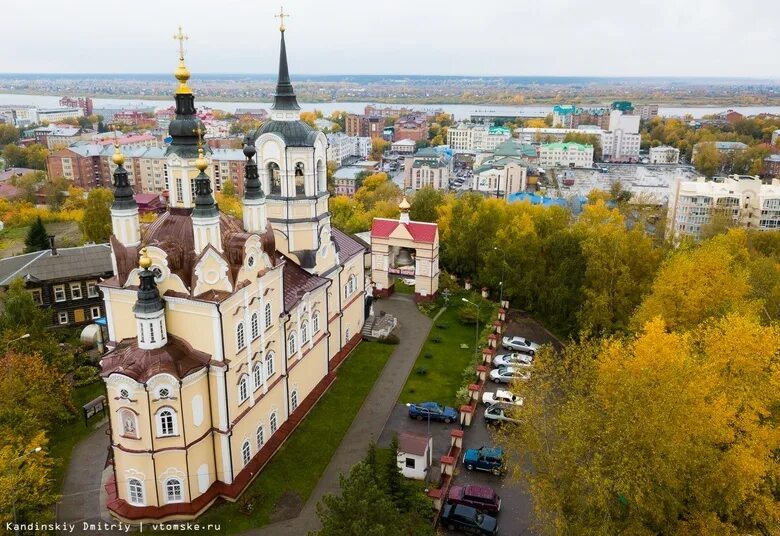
top-left (447, 484), bottom-right (501, 515)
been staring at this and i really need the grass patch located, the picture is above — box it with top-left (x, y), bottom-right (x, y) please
top-left (0, 221), bottom-right (83, 259)
top-left (50, 381), bottom-right (107, 488)
top-left (399, 306), bottom-right (480, 407)
top-left (394, 279), bottom-right (415, 295)
top-left (191, 341), bottom-right (395, 534)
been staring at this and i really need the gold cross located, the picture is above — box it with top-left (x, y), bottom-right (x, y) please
top-left (275, 6), bottom-right (289, 32)
top-left (173, 25), bottom-right (188, 61)
top-left (111, 125), bottom-right (119, 148)
top-left (195, 125), bottom-right (204, 150)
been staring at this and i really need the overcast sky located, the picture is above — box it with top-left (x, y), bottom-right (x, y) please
top-left (0, 0), bottom-right (777, 78)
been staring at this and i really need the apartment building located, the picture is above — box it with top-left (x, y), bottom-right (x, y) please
top-left (393, 114), bottom-right (428, 142)
top-left (601, 110), bottom-right (641, 162)
top-left (447, 123), bottom-right (511, 152)
top-left (37, 107), bottom-right (84, 123)
top-left (326, 133), bottom-right (371, 166)
top-left (403, 147), bottom-right (449, 191)
top-left (345, 114), bottom-right (385, 138)
top-left (538, 142), bottom-right (594, 167)
top-left (649, 145), bottom-right (680, 164)
top-left (667, 175), bottom-right (780, 239)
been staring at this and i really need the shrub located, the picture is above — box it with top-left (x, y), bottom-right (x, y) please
top-left (423, 352), bottom-right (434, 359)
top-left (431, 335), bottom-right (442, 344)
top-left (380, 333), bottom-right (400, 345)
top-left (73, 365), bottom-right (100, 387)
top-left (415, 367), bottom-right (428, 376)
top-left (436, 323), bottom-right (448, 329)
top-left (455, 385), bottom-right (471, 405)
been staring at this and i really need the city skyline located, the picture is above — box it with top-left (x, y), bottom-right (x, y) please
top-left (0, 0), bottom-right (778, 78)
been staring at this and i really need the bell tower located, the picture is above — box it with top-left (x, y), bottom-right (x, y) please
top-left (109, 140), bottom-right (140, 247)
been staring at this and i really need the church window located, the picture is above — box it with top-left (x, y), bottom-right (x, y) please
top-left (175, 178), bottom-right (183, 203)
top-left (238, 375), bottom-right (249, 404)
top-left (251, 313), bottom-right (259, 339)
top-left (138, 322), bottom-right (145, 343)
top-left (268, 163), bottom-right (281, 195)
top-left (256, 425), bottom-right (264, 449)
top-left (149, 322), bottom-right (156, 343)
top-left (157, 409), bottom-right (176, 437)
top-left (242, 440), bottom-right (251, 466)
top-left (236, 322), bottom-right (245, 350)
top-left (270, 411), bottom-right (278, 434)
top-left (265, 303), bottom-right (273, 330)
top-left (300, 321), bottom-right (309, 344)
top-left (165, 478), bottom-right (183, 503)
top-left (291, 390), bottom-right (299, 412)
top-left (253, 362), bottom-right (262, 390)
top-left (288, 333), bottom-right (297, 356)
top-left (313, 312), bottom-right (321, 334)
top-left (160, 320), bottom-right (166, 340)
top-left (120, 409), bottom-right (137, 438)
top-left (159, 387), bottom-right (170, 399)
top-left (128, 479), bottom-right (144, 505)
top-left (120, 389), bottom-right (130, 399)
top-left (294, 162), bottom-right (305, 196)
top-left (266, 352), bottom-right (275, 377)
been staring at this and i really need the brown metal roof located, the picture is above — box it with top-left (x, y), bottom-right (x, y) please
top-left (399, 431), bottom-right (430, 456)
top-left (281, 255), bottom-right (330, 312)
top-left (100, 334), bottom-right (211, 383)
top-left (331, 227), bottom-right (366, 265)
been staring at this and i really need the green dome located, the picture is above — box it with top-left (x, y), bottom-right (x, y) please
top-left (256, 120), bottom-right (318, 147)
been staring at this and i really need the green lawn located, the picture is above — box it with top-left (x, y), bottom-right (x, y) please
top-left (394, 279), bottom-right (415, 295)
top-left (399, 299), bottom-right (499, 407)
top-left (50, 381), bottom-right (108, 488)
top-left (191, 341), bottom-right (395, 533)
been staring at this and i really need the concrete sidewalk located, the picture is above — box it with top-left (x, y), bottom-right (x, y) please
top-left (244, 295), bottom-right (432, 535)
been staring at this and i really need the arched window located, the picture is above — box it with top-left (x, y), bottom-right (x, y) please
top-left (157, 408), bottom-right (176, 437)
top-left (268, 162), bottom-right (281, 195)
top-left (128, 479), bottom-right (144, 505)
top-left (294, 162), bottom-right (305, 196)
top-left (236, 322), bottom-right (245, 350)
top-left (313, 312), bottom-right (321, 334)
top-left (288, 332), bottom-right (297, 356)
top-left (266, 352), bottom-right (275, 377)
top-left (256, 425), bottom-right (264, 449)
top-left (120, 409), bottom-right (138, 438)
top-left (138, 321), bottom-right (145, 343)
top-left (291, 390), bottom-right (299, 412)
top-left (270, 411), bottom-right (278, 434)
top-left (264, 303), bottom-right (272, 329)
top-left (316, 159), bottom-right (325, 192)
top-left (253, 362), bottom-right (262, 390)
top-left (238, 375), bottom-right (249, 404)
top-left (300, 321), bottom-right (309, 344)
top-left (346, 328), bottom-right (351, 340)
top-left (149, 322), bottom-right (156, 343)
top-left (160, 320), bottom-right (166, 340)
top-left (250, 312), bottom-right (259, 339)
top-left (241, 440), bottom-right (251, 466)
top-left (165, 478), bottom-right (183, 503)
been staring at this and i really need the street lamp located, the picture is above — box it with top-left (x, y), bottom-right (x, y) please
top-left (11, 446), bottom-right (43, 536)
top-left (493, 246), bottom-right (507, 306)
top-left (5, 333), bottom-right (30, 349)
top-left (462, 298), bottom-right (481, 362)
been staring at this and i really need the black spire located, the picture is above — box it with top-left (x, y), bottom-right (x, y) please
top-left (242, 142), bottom-right (264, 200)
top-left (133, 266), bottom-right (164, 314)
top-left (271, 29), bottom-right (300, 112)
top-left (111, 153), bottom-right (137, 211)
top-left (192, 171), bottom-right (218, 218)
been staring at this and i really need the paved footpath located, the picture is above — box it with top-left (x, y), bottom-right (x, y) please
top-left (244, 295), bottom-right (432, 535)
top-left (58, 295), bottom-right (433, 536)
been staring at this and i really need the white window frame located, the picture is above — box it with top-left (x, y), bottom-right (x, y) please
top-left (253, 362), bottom-right (262, 391)
top-left (300, 321), bottom-right (309, 344)
top-left (250, 312), bottom-right (259, 339)
top-left (241, 440), bottom-right (251, 466)
top-left (256, 425), bottom-right (264, 449)
top-left (69, 282), bottom-right (82, 300)
top-left (266, 353), bottom-right (275, 377)
top-left (236, 322), bottom-right (245, 350)
top-left (264, 303), bottom-right (272, 330)
top-left (120, 409), bottom-right (138, 438)
top-left (288, 333), bottom-right (297, 356)
top-left (238, 375), bottom-right (249, 404)
top-left (90, 306), bottom-right (101, 319)
top-left (313, 312), bottom-right (320, 334)
top-left (156, 408), bottom-right (177, 437)
top-left (291, 390), bottom-right (298, 412)
top-left (53, 285), bottom-right (66, 303)
top-left (128, 479), bottom-right (144, 505)
top-left (30, 288), bottom-right (43, 305)
top-left (86, 280), bottom-right (99, 298)
top-left (57, 311), bottom-right (69, 325)
top-left (165, 478), bottom-right (183, 503)
top-left (270, 411), bottom-right (278, 434)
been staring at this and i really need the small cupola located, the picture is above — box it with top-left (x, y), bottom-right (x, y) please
top-left (133, 249), bottom-right (168, 350)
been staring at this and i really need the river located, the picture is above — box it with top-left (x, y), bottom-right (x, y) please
top-left (2, 93), bottom-right (780, 120)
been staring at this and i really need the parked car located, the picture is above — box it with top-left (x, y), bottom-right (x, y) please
top-left (489, 366), bottom-right (531, 384)
top-left (492, 352), bottom-right (533, 368)
top-left (406, 402), bottom-right (458, 423)
top-left (441, 503), bottom-right (498, 535)
top-left (481, 389), bottom-right (522, 406)
top-left (447, 484), bottom-right (502, 515)
top-left (484, 402), bottom-right (521, 425)
top-left (502, 336), bottom-right (540, 354)
top-left (463, 446), bottom-right (506, 475)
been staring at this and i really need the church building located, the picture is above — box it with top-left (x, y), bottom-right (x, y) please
top-left (100, 22), bottom-right (366, 521)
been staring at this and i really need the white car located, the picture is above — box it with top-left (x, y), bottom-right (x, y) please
top-left (481, 389), bottom-right (523, 406)
top-left (484, 402), bottom-right (522, 425)
top-left (489, 366), bottom-right (531, 384)
top-left (502, 336), bottom-right (540, 355)
top-left (492, 353), bottom-right (533, 368)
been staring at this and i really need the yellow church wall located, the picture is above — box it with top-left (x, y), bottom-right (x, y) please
top-left (180, 372), bottom-right (212, 439)
top-left (184, 437), bottom-right (217, 499)
top-left (164, 299), bottom-right (218, 357)
top-left (287, 335), bottom-right (328, 406)
top-left (114, 450), bottom-right (157, 506)
top-left (153, 449), bottom-right (191, 504)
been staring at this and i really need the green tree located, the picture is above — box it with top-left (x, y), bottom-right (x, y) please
top-left (25, 144), bottom-right (49, 170)
top-left (409, 187), bottom-right (444, 222)
top-left (221, 178), bottom-right (237, 198)
top-left (0, 124), bottom-right (20, 147)
top-left (24, 217), bottom-right (50, 253)
top-left (562, 132), bottom-right (602, 160)
top-left (43, 177), bottom-right (69, 211)
top-left (11, 171), bottom-right (45, 203)
top-left (370, 139), bottom-right (390, 161)
top-left (693, 142), bottom-right (722, 177)
top-left (80, 188), bottom-right (113, 243)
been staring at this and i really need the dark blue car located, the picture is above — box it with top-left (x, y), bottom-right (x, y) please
top-left (406, 402), bottom-right (458, 423)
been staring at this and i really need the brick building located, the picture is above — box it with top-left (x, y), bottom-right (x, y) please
top-left (393, 114), bottom-right (428, 142)
top-left (345, 114), bottom-right (385, 138)
top-left (46, 145), bottom-right (107, 189)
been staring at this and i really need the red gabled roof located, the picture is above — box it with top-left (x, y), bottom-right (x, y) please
top-left (370, 218), bottom-right (437, 244)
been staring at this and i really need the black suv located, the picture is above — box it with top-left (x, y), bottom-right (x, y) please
top-left (441, 503), bottom-right (498, 535)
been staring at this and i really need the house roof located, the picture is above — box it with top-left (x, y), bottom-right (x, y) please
top-left (0, 243), bottom-right (113, 286)
top-left (100, 334), bottom-right (212, 383)
top-left (331, 227), bottom-right (366, 264)
top-left (540, 142), bottom-right (593, 151)
top-left (371, 218), bottom-right (438, 244)
top-left (281, 255), bottom-right (329, 312)
top-left (399, 431), bottom-right (430, 456)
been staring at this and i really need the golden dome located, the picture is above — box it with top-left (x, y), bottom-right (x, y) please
top-left (139, 248), bottom-right (153, 270)
top-left (399, 197), bottom-right (411, 210)
top-left (112, 146), bottom-right (125, 166)
top-left (174, 60), bottom-right (192, 95)
top-left (195, 147), bottom-right (209, 172)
